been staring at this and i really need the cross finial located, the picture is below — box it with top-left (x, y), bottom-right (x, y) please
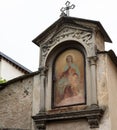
top-left (60, 1), bottom-right (75, 17)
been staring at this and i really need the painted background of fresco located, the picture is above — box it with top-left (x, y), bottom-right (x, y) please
top-left (54, 49), bottom-right (85, 107)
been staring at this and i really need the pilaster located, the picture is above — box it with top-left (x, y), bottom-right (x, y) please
top-left (88, 56), bottom-right (98, 105)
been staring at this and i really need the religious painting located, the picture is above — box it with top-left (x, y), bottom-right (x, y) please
top-left (53, 49), bottom-right (85, 107)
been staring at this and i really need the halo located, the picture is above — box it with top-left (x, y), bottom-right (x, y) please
top-left (65, 53), bottom-right (75, 62)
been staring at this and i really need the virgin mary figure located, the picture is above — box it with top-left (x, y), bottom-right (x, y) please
top-left (56, 55), bottom-right (84, 106)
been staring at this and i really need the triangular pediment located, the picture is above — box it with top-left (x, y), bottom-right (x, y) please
top-left (32, 16), bottom-right (112, 46)
top-left (49, 25), bottom-right (93, 45)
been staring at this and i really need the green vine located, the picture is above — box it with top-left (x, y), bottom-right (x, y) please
top-left (0, 77), bottom-right (6, 84)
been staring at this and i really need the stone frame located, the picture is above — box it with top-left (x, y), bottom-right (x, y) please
top-left (51, 44), bottom-right (87, 108)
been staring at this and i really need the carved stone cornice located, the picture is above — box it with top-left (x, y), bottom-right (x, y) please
top-left (32, 105), bottom-right (105, 129)
top-left (52, 28), bottom-right (93, 45)
top-left (40, 27), bottom-right (94, 66)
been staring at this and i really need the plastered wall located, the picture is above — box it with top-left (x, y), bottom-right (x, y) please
top-left (106, 55), bottom-right (117, 130)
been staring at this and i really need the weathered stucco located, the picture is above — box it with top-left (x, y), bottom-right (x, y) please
top-left (95, 31), bottom-right (105, 51)
top-left (97, 54), bottom-right (109, 107)
top-left (106, 55), bottom-right (117, 130)
top-left (46, 120), bottom-right (89, 130)
top-left (32, 74), bottom-right (41, 130)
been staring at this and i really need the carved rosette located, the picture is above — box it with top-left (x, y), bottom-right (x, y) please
top-left (40, 27), bottom-right (94, 66)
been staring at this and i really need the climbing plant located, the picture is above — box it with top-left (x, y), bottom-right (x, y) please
top-left (0, 77), bottom-right (6, 84)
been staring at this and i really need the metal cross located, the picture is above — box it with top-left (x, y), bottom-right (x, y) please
top-left (60, 1), bottom-right (75, 16)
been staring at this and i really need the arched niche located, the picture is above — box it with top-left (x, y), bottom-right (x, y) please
top-left (45, 40), bottom-right (89, 110)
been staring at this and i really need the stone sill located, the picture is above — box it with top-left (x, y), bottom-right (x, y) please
top-left (32, 105), bottom-right (105, 129)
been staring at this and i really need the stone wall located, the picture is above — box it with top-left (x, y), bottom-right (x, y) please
top-left (0, 73), bottom-right (39, 130)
